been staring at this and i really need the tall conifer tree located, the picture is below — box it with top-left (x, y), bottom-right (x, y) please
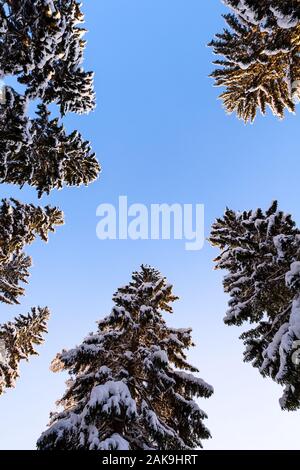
top-left (37, 266), bottom-right (213, 450)
top-left (0, 0), bottom-right (100, 389)
top-left (210, 202), bottom-right (300, 410)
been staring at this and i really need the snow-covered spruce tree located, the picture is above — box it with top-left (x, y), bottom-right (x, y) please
top-left (0, 307), bottom-right (50, 394)
top-left (0, 0), bottom-right (98, 392)
top-left (209, 1), bottom-right (300, 122)
top-left (37, 266), bottom-right (213, 450)
top-left (0, 0), bottom-right (95, 115)
top-left (0, 198), bottom-right (63, 305)
top-left (209, 201), bottom-right (300, 410)
top-left (0, 100), bottom-right (100, 196)
top-left (0, 1), bottom-right (100, 193)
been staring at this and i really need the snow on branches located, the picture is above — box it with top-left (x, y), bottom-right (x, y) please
top-left (0, 99), bottom-right (100, 196)
top-left (0, 198), bottom-right (63, 305)
top-left (210, 1), bottom-right (300, 121)
top-left (0, 0), bottom-right (95, 114)
top-left (0, 307), bottom-right (50, 394)
top-left (0, 0), bottom-right (100, 398)
top-left (37, 266), bottom-right (213, 450)
top-left (0, 1), bottom-right (100, 194)
top-left (210, 201), bottom-right (300, 410)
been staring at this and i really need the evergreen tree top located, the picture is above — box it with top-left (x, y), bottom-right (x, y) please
top-left (38, 266), bottom-right (213, 450)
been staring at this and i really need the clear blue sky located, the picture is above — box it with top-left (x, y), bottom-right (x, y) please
top-left (0, 0), bottom-right (300, 450)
